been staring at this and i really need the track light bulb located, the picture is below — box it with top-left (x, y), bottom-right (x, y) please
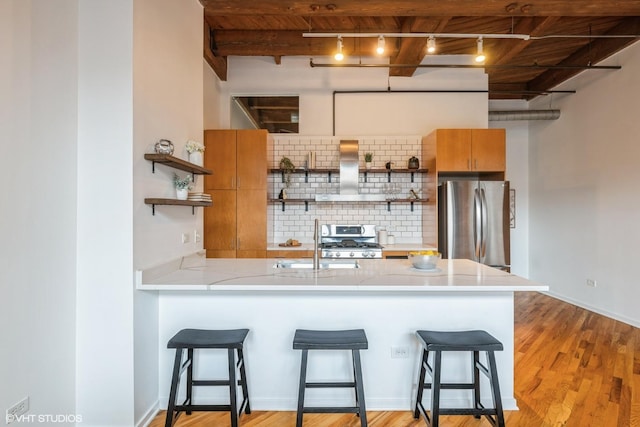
top-left (376, 35), bottom-right (385, 55)
top-left (335, 36), bottom-right (344, 61)
top-left (475, 37), bottom-right (486, 63)
top-left (427, 36), bottom-right (436, 54)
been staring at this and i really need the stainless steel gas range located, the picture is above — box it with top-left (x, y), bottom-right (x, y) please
top-left (319, 224), bottom-right (383, 259)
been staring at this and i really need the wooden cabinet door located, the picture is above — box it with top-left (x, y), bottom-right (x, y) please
top-left (236, 129), bottom-right (267, 189)
top-left (236, 189), bottom-right (266, 257)
top-left (471, 129), bottom-right (506, 172)
top-left (204, 130), bottom-right (237, 189)
top-left (435, 129), bottom-right (472, 172)
top-left (204, 190), bottom-right (237, 258)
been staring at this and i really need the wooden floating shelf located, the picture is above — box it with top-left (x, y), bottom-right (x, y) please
top-left (268, 197), bottom-right (430, 212)
top-left (144, 198), bottom-right (212, 215)
top-left (145, 153), bottom-right (212, 175)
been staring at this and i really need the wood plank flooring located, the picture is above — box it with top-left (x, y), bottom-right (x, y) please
top-left (149, 292), bottom-right (640, 426)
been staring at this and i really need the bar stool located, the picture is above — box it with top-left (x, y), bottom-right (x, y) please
top-left (293, 329), bottom-right (368, 427)
top-left (413, 330), bottom-right (505, 427)
top-left (165, 328), bottom-right (250, 427)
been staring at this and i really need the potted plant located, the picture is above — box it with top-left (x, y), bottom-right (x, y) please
top-left (279, 156), bottom-right (295, 187)
top-left (173, 173), bottom-right (192, 200)
top-left (185, 140), bottom-right (205, 166)
top-left (364, 152), bottom-right (373, 169)
top-left (408, 155), bottom-right (420, 169)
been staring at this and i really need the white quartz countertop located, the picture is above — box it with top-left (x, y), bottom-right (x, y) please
top-left (137, 252), bottom-right (548, 292)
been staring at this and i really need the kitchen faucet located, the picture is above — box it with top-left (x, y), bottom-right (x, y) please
top-left (313, 218), bottom-right (320, 270)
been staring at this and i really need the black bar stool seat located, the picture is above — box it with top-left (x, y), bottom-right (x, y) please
top-left (165, 328), bottom-right (251, 427)
top-left (413, 330), bottom-right (505, 427)
top-left (293, 329), bottom-right (368, 427)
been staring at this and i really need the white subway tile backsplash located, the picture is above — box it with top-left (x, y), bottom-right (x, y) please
top-left (271, 135), bottom-right (429, 244)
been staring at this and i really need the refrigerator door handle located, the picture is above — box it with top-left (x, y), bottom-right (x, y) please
top-left (474, 188), bottom-right (482, 258)
top-left (480, 188), bottom-right (488, 259)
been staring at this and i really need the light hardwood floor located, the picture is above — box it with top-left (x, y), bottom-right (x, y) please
top-left (149, 292), bottom-right (640, 426)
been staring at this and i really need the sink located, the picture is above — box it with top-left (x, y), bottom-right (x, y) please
top-left (274, 259), bottom-right (360, 269)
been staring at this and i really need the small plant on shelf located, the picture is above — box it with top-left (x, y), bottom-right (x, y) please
top-left (364, 152), bottom-right (373, 169)
top-left (185, 140), bottom-right (205, 153)
top-left (173, 173), bottom-right (192, 189)
top-left (279, 156), bottom-right (295, 187)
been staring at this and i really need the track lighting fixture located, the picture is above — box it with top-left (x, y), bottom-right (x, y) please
top-left (376, 35), bottom-right (385, 55)
top-left (475, 36), bottom-right (486, 63)
top-left (427, 36), bottom-right (436, 53)
top-left (334, 36), bottom-right (344, 61)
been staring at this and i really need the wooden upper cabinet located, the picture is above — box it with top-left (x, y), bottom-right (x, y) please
top-left (204, 129), bottom-right (237, 189)
top-left (435, 129), bottom-right (472, 171)
top-left (470, 129), bottom-right (505, 172)
top-left (432, 129), bottom-right (505, 173)
top-left (236, 130), bottom-right (268, 190)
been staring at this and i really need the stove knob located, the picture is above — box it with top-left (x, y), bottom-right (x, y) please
top-left (350, 252), bottom-right (355, 257)
top-left (335, 252), bottom-right (341, 257)
top-left (364, 251), bottom-right (371, 258)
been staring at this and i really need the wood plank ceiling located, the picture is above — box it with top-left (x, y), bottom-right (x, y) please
top-left (201, 0), bottom-right (640, 106)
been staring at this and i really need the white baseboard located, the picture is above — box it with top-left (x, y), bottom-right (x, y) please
top-left (543, 291), bottom-right (640, 328)
top-left (136, 401), bottom-right (160, 427)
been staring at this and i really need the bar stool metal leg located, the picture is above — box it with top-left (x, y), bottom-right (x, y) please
top-left (186, 348), bottom-right (194, 415)
top-left (352, 349), bottom-right (368, 426)
top-left (413, 349), bottom-right (429, 421)
top-left (237, 348), bottom-right (251, 415)
top-left (227, 348), bottom-right (238, 427)
top-left (487, 351), bottom-right (506, 427)
top-left (472, 351), bottom-right (481, 418)
top-left (296, 349), bottom-right (309, 427)
top-left (431, 351), bottom-right (442, 427)
top-left (165, 349), bottom-right (183, 427)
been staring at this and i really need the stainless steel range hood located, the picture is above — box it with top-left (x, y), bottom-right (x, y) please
top-left (315, 140), bottom-right (386, 202)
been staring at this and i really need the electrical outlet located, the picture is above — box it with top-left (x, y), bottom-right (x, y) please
top-left (181, 233), bottom-right (190, 244)
top-left (194, 230), bottom-right (201, 243)
top-left (391, 346), bottom-right (409, 359)
top-left (586, 279), bottom-right (597, 287)
top-left (6, 396), bottom-right (29, 424)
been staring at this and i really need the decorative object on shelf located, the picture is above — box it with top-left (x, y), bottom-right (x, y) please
top-left (154, 139), bottom-right (174, 155)
top-left (410, 188), bottom-right (421, 200)
top-left (278, 188), bottom-right (288, 199)
top-left (173, 173), bottom-right (192, 200)
top-left (279, 156), bottom-right (295, 188)
top-left (385, 161), bottom-right (394, 170)
top-left (364, 152), bottom-right (373, 169)
top-left (408, 156), bottom-right (420, 169)
top-left (185, 140), bottom-right (205, 166)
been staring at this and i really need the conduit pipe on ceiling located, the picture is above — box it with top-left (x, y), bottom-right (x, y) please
top-left (488, 109), bottom-right (561, 121)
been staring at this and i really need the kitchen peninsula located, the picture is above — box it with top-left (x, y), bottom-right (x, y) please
top-left (138, 253), bottom-right (547, 412)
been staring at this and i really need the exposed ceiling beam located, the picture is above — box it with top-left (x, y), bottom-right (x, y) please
top-left (390, 17), bottom-right (450, 77)
top-left (199, 0), bottom-right (640, 17)
top-left (490, 16), bottom-right (561, 65)
top-left (204, 20), bottom-right (227, 80)
top-left (528, 17), bottom-right (640, 95)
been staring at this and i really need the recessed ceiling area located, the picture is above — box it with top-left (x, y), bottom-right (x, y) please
top-left (233, 96), bottom-right (299, 133)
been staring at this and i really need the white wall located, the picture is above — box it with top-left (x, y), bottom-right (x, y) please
top-left (76, 0), bottom-right (135, 425)
top-left (529, 42), bottom-right (640, 327)
top-left (489, 100), bottom-right (531, 278)
top-left (132, 0), bottom-right (204, 425)
top-left (1, 1), bottom-right (78, 424)
top-left (219, 56), bottom-right (489, 135)
top-left (204, 61), bottom-right (222, 128)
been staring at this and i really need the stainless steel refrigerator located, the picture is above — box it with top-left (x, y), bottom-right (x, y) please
top-left (438, 180), bottom-right (510, 270)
